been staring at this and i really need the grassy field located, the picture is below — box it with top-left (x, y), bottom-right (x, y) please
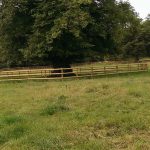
top-left (0, 72), bottom-right (150, 150)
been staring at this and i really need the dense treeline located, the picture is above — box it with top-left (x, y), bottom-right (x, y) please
top-left (0, 0), bottom-right (149, 68)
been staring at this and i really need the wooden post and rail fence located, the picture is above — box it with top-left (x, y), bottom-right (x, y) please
top-left (0, 63), bottom-right (148, 81)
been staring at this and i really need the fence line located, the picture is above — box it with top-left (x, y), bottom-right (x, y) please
top-left (0, 63), bottom-right (148, 81)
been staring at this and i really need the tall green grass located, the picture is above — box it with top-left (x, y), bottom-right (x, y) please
top-left (0, 72), bottom-right (150, 149)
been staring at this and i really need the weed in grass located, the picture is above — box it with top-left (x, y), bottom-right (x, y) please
top-left (86, 88), bottom-right (95, 93)
top-left (10, 125), bottom-right (28, 139)
top-left (76, 140), bottom-right (110, 150)
top-left (128, 90), bottom-right (143, 98)
top-left (135, 140), bottom-right (150, 150)
top-left (92, 115), bottom-right (149, 138)
top-left (0, 125), bottom-right (28, 145)
top-left (41, 103), bottom-right (69, 116)
top-left (124, 119), bottom-right (148, 132)
top-left (104, 119), bottom-right (121, 129)
top-left (102, 84), bottom-right (109, 90)
top-left (73, 111), bottom-right (87, 121)
top-left (40, 95), bottom-right (70, 116)
top-left (0, 133), bottom-right (7, 144)
top-left (57, 95), bottom-right (68, 101)
top-left (2, 115), bottom-right (23, 125)
top-left (2, 124), bottom-right (29, 141)
top-left (86, 87), bottom-right (99, 93)
top-left (86, 84), bottom-right (110, 94)
top-left (0, 117), bottom-right (28, 146)
top-left (26, 135), bottom-right (64, 150)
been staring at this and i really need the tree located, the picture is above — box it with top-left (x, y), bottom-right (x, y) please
top-left (24, 0), bottom-right (93, 68)
top-left (114, 1), bottom-right (141, 59)
top-left (0, 0), bottom-right (145, 68)
top-left (25, 0), bottom-right (141, 67)
top-left (0, 0), bottom-right (34, 67)
top-left (123, 14), bottom-right (150, 60)
top-left (142, 14), bottom-right (150, 56)
top-left (83, 0), bottom-right (120, 60)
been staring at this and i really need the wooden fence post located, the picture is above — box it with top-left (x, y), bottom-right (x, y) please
top-left (76, 68), bottom-right (79, 78)
top-left (104, 66), bottom-right (106, 74)
top-left (80, 68), bottom-right (81, 76)
top-left (45, 70), bottom-right (46, 77)
top-left (61, 68), bottom-right (64, 79)
top-left (138, 63), bottom-right (140, 71)
top-left (28, 70), bottom-right (30, 78)
top-left (145, 64), bottom-right (148, 71)
top-left (116, 65), bottom-right (118, 73)
top-left (91, 66), bottom-right (94, 77)
top-left (41, 70), bottom-right (42, 77)
top-left (128, 64), bottom-right (131, 72)
top-left (49, 70), bottom-right (51, 76)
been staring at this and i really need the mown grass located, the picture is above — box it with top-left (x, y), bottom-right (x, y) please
top-left (0, 72), bottom-right (150, 150)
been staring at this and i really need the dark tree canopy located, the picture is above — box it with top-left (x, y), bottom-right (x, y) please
top-left (123, 14), bottom-right (150, 60)
top-left (0, 0), bottom-right (149, 68)
top-left (0, 0), bottom-right (35, 67)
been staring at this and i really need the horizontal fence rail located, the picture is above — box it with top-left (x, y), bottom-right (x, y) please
top-left (0, 63), bottom-right (148, 81)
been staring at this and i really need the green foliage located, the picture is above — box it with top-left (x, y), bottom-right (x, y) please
top-left (123, 14), bottom-right (150, 60)
top-left (0, 0), bottom-right (149, 67)
top-left (0, 0), bottom-right (34, 67)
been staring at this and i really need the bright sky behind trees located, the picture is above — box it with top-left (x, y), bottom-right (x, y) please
top-left (119, 0), bottom-right (150, 19)
top-left (0, 1), bottom-right (149, 19)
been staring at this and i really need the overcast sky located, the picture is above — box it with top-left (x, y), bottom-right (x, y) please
top-left (119, 0), bottom-right (150, 19)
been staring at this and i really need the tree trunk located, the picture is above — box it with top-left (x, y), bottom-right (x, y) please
top-left (51, 63), bottom-right (76, 77)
